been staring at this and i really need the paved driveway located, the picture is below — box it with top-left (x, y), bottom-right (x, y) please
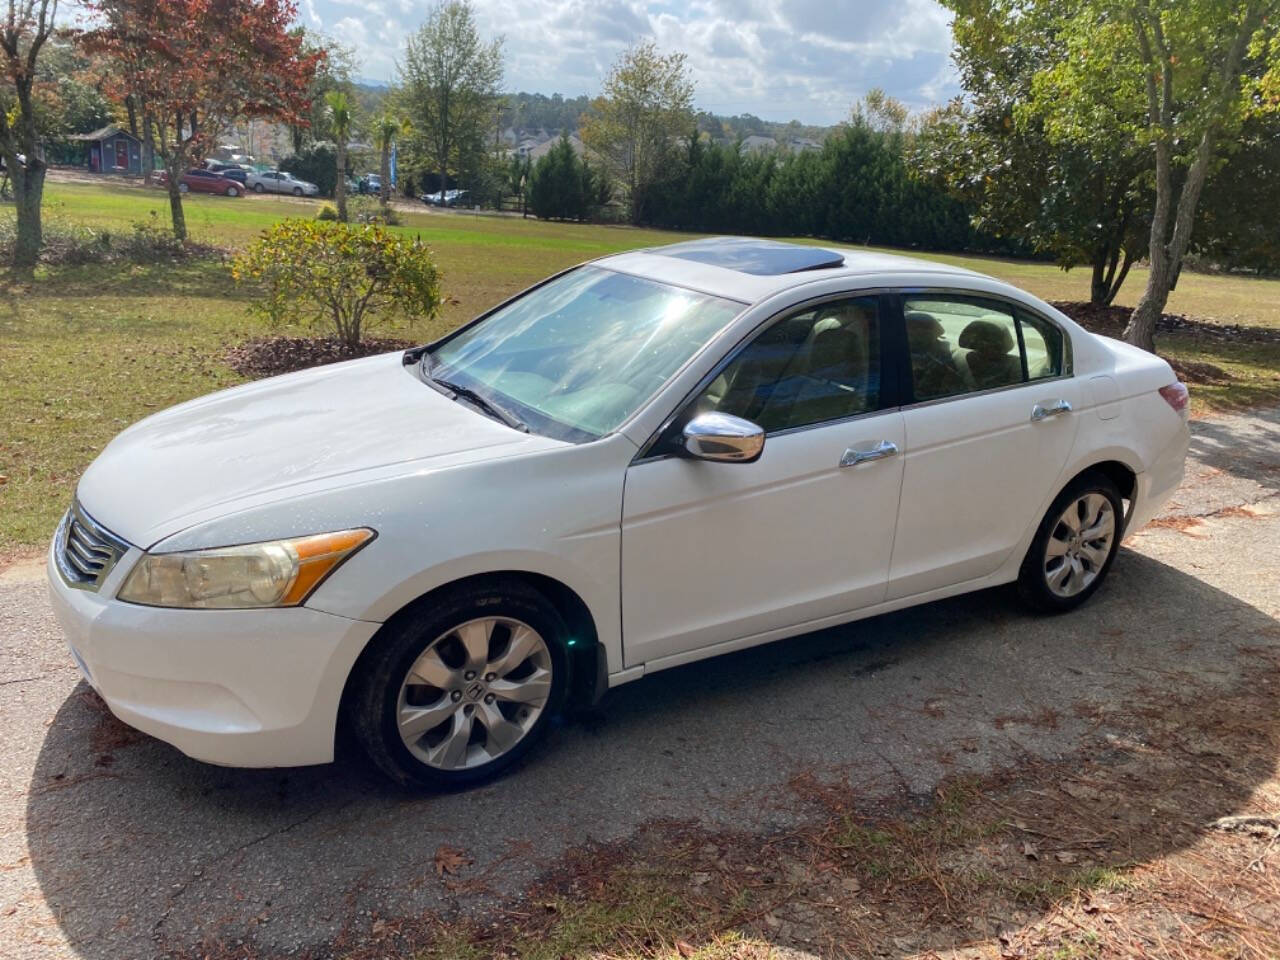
top-left (2, 409), bottom-right (1278, 960)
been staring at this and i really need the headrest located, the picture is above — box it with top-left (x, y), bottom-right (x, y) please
top-left (904, 311), bottom-right (944, 342)
top-left (958, 318), bottom-right (1014, 355)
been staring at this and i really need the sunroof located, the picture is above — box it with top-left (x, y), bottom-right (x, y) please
top-left (652, 237), bottom-right (844, 276)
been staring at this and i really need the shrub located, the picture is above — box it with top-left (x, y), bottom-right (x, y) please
top-left (316, 204), bottom-right (338, 221)
top-left (231, 219), bottom-right (442, 347)
top-left (348, 195), bottom-right (402, 226)
top-left (279, 142), bottom-right (339, 197)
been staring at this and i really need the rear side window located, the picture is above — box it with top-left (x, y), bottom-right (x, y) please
top-left (1016, 309), bottom-right (1066, 381)
top-left (903, 295), bottom-right (1066, 402)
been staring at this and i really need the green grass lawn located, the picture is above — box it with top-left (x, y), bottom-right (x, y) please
top-left (2, 179), bottom-right (1278, 555)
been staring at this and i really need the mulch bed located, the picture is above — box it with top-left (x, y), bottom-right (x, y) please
top-left (1052, 300), bottom-right (1280, 345)
top-left (1050, 300), bottom-right (1280, 387)
top-left (224, 335), bottom-right (417, 379)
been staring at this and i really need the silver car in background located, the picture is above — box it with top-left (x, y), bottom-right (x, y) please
top-left (246, 170), bottom-right (320, 197)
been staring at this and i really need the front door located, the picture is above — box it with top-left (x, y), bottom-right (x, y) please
top-left (115, 139), bottom-right (129, 169)
top-left (887, 293), bottom-right (1080, 598)
top-left (621, 295), bottom-right (906, 667)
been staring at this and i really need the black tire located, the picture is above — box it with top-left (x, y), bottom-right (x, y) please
top-left (253, 182), bottom-right (264, 193)
top-left (226, 186), bottom-right (239, 197)
top-left (349, 579), bottom-right (569, 789)
top-left (293, 187), bottom-right (302, 196)
top-left (1017, 470), bottom-right (1124, 613)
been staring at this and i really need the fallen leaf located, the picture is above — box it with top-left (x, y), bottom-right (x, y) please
top-left (676, 940), bottom-right (696, 957)
top-left (1054, 851), bottom-right (1078, 864)
top-left (1022, 841), bottom-right (1039, 860)
top-left (434, 845), bottom-right (472, 877)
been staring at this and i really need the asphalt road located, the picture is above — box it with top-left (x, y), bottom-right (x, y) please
top-left (2, 407), bottom-right (1278, 960)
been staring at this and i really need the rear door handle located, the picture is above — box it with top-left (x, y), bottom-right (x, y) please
top-left (1030, 399), bottom-right (1072, 422)
top-left (840, 440), bottom-right (899, 468)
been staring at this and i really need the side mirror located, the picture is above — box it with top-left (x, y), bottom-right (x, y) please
top-left (682, 412), bottom-right (765, 463)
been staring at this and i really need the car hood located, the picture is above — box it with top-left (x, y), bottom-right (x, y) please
top-left (78, 352), bottom-right (564, 547)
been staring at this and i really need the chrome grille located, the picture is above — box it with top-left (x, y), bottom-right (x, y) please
top-left (55, 502), bottom-right (130, 591)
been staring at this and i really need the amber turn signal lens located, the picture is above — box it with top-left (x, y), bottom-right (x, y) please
top-left (279, 529), bottom-right (376, 605)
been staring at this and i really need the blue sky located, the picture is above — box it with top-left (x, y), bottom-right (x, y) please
top-left (300, 0), bottom-right (959, 125)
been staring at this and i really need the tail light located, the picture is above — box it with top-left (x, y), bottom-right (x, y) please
top-left (1159, 381), bottom-right (1189, 417)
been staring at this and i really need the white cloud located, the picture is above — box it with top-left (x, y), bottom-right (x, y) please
top-left (310, 0), bottom-right (958, 124)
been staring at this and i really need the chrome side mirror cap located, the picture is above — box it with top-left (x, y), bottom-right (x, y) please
top-left (682, 412), bottom-right (765, 463)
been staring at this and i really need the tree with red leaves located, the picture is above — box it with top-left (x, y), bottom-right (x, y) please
top-left (81, 0), bottom-right (322, 240)
top-left (2, 0), bottom-right (59, 272)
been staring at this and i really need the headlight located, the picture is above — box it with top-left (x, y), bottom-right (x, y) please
top-left (118, 529), bottom-right (374, 609)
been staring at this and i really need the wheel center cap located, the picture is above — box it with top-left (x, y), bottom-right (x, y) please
top-left (464, 681), bottom-right (486, 701)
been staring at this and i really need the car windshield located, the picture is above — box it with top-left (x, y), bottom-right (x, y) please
top-left (424, 266), bottom-right (742, 441)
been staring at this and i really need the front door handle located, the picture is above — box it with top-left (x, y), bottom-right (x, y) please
top-left (1030, 399), bottom-right (1072, 422)
top-left (840, 440), bottom-right (899, 468)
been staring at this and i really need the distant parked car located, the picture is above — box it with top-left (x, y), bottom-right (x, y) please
top-left (420, 189), bottom-right (469, 207)
top-left (218, 168), bottom-right (249, 186)
top-left (246, 170), bottom-right (320, 197)
top-left (159, 168), bottom-right (243, 196)
top-left (361, 174), bottom-right (383, 195)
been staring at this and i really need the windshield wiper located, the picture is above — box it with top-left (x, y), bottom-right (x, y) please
top-left (428, 374), bottom-right (528, 433)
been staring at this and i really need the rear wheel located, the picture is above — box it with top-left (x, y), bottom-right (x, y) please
top-left (1017, 471), bottom-right (1123, 613)
top-left (350, 580), bottom-right (569, 788)
top-left (253, 182), bottom-right (264, 193)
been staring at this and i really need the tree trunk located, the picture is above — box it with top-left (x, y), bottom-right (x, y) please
top-left (1123, 3), bottom-right (1257, 352)
top-left (142, 114), bottom-right (155, 186)
top-left (1089, 256), bottom-right (1110, 307)
top-left (380, 144), bottom-right (391, 206)
top-left (1089, 242), bottom-right (1136, 306)
top-left (167, 175), bottom-right (188, 241)
top-left (336, 141), bottom-right (348, 221)
top-left (11, 159), bottom-right (46, 272)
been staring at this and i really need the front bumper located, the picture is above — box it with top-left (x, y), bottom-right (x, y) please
top-left (46, 541), bottom-right (380, 767)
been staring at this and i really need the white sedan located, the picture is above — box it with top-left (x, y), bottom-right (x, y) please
top-left (245, 169), bottom-right (320, 196)
top-left (47, 238), bottom-right (1190, 787)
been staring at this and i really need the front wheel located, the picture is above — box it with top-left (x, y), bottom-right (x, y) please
top-left (349, 580), bottom-right (569, 788)
top-left (226, 185), bottom-right (239, 197)
top-left (1017, 471), bottom-right (1123, 613)
top-left (292, 187), bottom-right (302, 196)
top-left (178, 182), bottom-right (189, 194)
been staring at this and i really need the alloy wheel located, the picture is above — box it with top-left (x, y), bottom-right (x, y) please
top-left (1044, 493), bottom-right (1115, 598)
top-left (396, 616), bottom-right (552, 770)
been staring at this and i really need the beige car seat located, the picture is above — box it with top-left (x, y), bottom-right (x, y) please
top-left (957, 318), bottom-right (1023, 390)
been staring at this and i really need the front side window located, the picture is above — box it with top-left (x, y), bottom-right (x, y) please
top-left (688, 296), bottom-right (881, 433)
top-left (427, 267), bottom-right (742, 440)
top-left (904, 295), bottom-right (1065, 402)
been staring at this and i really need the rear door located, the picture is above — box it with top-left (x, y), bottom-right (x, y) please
top-left (621, 294), bottom-right (906, 667)
top-left (887, 292), bottom-right (1080, 599)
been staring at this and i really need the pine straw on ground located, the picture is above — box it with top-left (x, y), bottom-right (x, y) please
top-left (1050, 302), bottom-right (1280, 347)
top-left (223, 336), bottom-right (417, 379)
top-left (172, 647), bottom-right (1280, 960)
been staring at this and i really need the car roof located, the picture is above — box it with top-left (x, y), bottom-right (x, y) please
top-left (596, 237), bottom-right (987, 304)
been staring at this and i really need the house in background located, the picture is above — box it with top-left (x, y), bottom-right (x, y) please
top-left (69, 126), bottom-right (143, 175)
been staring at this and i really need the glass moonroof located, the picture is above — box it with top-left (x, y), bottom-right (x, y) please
top-left (652, 237), bottom-right (845, 276)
